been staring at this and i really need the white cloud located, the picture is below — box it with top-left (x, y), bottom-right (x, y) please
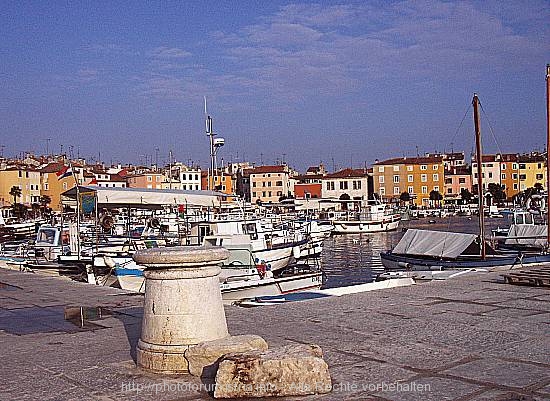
top-left (149, 47), bottom-right (192, 59)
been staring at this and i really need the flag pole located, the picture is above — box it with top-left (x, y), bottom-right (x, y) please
top-left (68, 158), bottom-right (81, 259)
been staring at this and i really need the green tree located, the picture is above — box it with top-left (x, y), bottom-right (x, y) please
top-left (9, 186), bottom-right (22, 204)
top-left (429, 190), bottom-right (443, 207)
top-left (399, 191), bottom-right (411, 204)
top-left (460, 188), bottom-right (473, 204)
top-left (487, 183), bottom-right (506, 206)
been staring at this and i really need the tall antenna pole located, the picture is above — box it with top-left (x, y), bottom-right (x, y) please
top-left (546, 65), bottom-right (550, 246)
top-left (205, 96), bottom-right (215, 191)
top-left (473, 93), bottom-right (486, 259)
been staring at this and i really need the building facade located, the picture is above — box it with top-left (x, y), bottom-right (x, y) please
top-left (321, 168), bottom-right (369, 200)
top-left (249, 165), bottom-right (293, 204)
top-left (373, 156), bottom-right (445, 206)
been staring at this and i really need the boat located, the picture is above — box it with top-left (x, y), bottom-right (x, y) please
top-left (101, 245), bottom-right (324, 304)
top-left (381, 92), bottom-right (550, 271)
top-left (330, 199), bottom-right (401, 234)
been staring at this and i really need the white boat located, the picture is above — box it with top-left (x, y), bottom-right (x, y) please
top-left (330, 200), bottom-right (401, 234)
top-left (101, 246), bottom-right (324, 304)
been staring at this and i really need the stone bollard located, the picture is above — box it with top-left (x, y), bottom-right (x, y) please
top-left (133, 246), bottom-right (230, 374)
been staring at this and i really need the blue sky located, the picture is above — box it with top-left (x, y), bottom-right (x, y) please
top-left (1, 1), bottom-right (549, 171)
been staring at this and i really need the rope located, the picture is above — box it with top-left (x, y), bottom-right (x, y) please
top-left (479, 101), bottom-right (504, 156)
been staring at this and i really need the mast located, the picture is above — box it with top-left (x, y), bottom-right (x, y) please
top-left (473, 93), bottom-right (486, 259)
top-left (205, 97), bottom-right (214, 191)
top-left (546, 64), bottom-right (550, 245)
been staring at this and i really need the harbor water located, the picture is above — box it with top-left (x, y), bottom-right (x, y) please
top-left (320, 215), bottom-right (509, 289)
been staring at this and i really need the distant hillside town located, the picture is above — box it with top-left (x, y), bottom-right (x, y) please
top-left (0, 150), bottom-right (546, 212)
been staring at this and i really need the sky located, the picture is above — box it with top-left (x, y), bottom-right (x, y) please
top-left (1, 0), bottom-right (549, 172)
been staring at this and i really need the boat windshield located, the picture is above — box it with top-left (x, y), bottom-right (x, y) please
top-left (36, 228), bottom-right (58, 245)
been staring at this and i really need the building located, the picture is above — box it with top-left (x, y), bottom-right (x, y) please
top-left (39, 163), bottom-right (76, 211)
top-left (471, 153), bottom-right (521, 199)
top-left (321, 168), bottom-right (369, 200)
top-left (249, 165), bottom-right (294, 204)
top-left (443, 166), bottom-right (472, 202)
top-left (127, 173), bottom-right (163, 189)
top-left (200, 170), bottom-right (234, 196)
top-left (0, 167), bottom-right (41, 207)
top-left (373, 156), bottom-right (445, 206)
top-left (518, 153), bottom-right (546, 192)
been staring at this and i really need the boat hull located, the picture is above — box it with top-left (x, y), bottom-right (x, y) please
top-left (380, 251), bottom-right (550, 271)
top-left (333, 218), bottom-right (400, 234)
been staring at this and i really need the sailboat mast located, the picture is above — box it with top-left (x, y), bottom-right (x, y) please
top-left (546, 65), bottom-right (550, 245)
top-left (473, 93), bottom-right (486, 259)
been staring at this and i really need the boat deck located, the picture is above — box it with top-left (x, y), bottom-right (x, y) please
top-left (1, 268), bottom-right (549, 400)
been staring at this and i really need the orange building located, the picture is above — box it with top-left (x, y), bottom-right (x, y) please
top-left (39, 163), bottom-right (76, 210)
top-left (201, 171), bottom-right (234, 196)
top-left (373, 156), bottom-right (445, 206)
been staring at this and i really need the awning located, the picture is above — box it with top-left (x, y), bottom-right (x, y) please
top-left (61, 186), bottom-right (224, 208)
top-left (392, 229), bottom-right (479, 258)
top-left (505, 224), bottom-right (548, 248)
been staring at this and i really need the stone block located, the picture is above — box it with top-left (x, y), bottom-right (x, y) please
top-left (185, 334), bottom-right (268, 378)
top-left (214, 344), bottom-right (331, 398)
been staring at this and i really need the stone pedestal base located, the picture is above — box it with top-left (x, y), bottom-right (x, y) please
top-left (136, 339), bottom-right (191, 374)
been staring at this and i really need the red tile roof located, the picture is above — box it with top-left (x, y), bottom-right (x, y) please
top-left (249, 165), bottom-right (287, 174)
top-left (375, 156), bottom-right (443, 165)
top-left (39, 162), bottom-right (65, 173)
top-left (324, 168), bottom-right (368, 179)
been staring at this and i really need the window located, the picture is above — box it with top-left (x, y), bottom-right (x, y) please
top-left (276, 181), bottom-right (283, 186)
top-left (433, 174), bottom-right (439, 181)
top-left (519, 174), bottom-right (526, 180)
top-left (421, 165), bottom-right (427, 170)
top-left (393, 175), bottom-right (399, 183)
top-left (330, 182), bottom-right (335, 190)
top-left (378, 166), bottom-right (384, 173)
top-left (536, 174), bottom-right (543, 180)
top-left (262, 191), bottom-right (266, 197)
top-left (519, 164), bottom-right (526, 169)
top-left (433, 165), bottom-right (438, 170)
top-left (512, 173), bottom-right (518, 180)
top-left (501, 174), bottom-right (506, 179)
top-left (268, 191), bottom-right (272, 197)
top-left (195, 174), bottom-right (199, 180)
top-left (147, 176), bottom-right (152, 182)
top-left (459, 178), bottom-right (466, 184)
top-left (379, 176), bottom-right (384, 184)
top-left (394, 187), bottom-right (400, 195)
top-left (512, 163), bottom-right (518, 170)
top-left (445, 178), bottom-right (452, 184)
top-left (195, 185), bottom-right (198, 190)
top-left (407, 166), bottom-right (413, 171)
top-left (326, 182), bottom-right (331, 190)
top-left (340, 181), bottom-right (348, 190)
top-left (379, 187), bottom-right (385, 195)
top-left (408, 186), bottom-right (414, 194)
top-left (353, 181), bottom-right (358, 190)
top-left (253, 182), bottom-right (256, 187)
top-left (147, 184), bottom-right (152, 189)
top-left (356, 180), bottom-right (361, 189)
top-left (62, 182), bottom-right (67, 190)
top-left (262, 182), bottom-right (266, 187)
top-left (182, 173), bottom-right (186, 180)
top-left (183, 185), bottom-right (187, 190)
top-left (393, 165), bottom-right (399, 171)
top-left (513, 183), bottom-right (518, 190)
top-left (538, 163), bottom-right (542, 169)
top-left (268, 181), bottom-right (272, 187)
top-left (487, 163), bottom-right (493, 168)
top-left (501, 164), bottom-right (506, 170)
top-left (434, 186), bottom-right (439, 192)
top-left (447, 188), bottom-right (452, 194)
top-left (421, 174), bottom-right (427, 182)
top-left (252, 192), bottom-right (256, 197)
top-left (488, 172), bottom-right (493, 179)
top-left (44, 183), bottom-right (49, 190)
top-left (277, 191), bottom-right (282, 196)
top-left (408, 175), bottom-right (413, 182)
top-left (421, 186), bottom-right (428, 194)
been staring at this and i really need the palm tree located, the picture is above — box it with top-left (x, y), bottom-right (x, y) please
top-left (399, 192), bottom-right (411, 205)
top-left (429, 190), bottom-right (443, 208)
top-left (9, 186), bottom-right (22, 204)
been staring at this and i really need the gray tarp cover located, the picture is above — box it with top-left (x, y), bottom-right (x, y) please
top-left (392, 229), bottom-right (478, 258)
top-left (505, 224), bottom-right (548, 248)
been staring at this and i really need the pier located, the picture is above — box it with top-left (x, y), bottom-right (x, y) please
top-left (1, 269), bottom-right (549, 400)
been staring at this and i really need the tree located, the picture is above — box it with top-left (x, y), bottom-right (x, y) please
top-left (399, 192), bottom-right (411, 204)
top-left (39, 195), bottom-right (52, 216)
top-left (429, 190), bottom-right (443, 207)
top-left (487, 183), bottom-right (506, 206)
top-left (9, 186), bottom-right (21, 204)
top-left (460, 188), bottom-right (473, 204)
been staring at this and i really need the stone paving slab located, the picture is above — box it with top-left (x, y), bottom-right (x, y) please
top-left (1, 268), bottom-right (549, 400)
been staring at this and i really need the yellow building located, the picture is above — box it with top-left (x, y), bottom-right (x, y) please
top-left (373, 156), bottom-right (445, 206)
top-left (39, 163), bottom-right (76, 211)
top-left (0, 167), bottom-right (41, 207)
top-left (518, 153), bottom-right (546, 192)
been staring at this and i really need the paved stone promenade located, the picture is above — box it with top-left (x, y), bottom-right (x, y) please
top-left (0, 268), bottom-right (549, 400)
